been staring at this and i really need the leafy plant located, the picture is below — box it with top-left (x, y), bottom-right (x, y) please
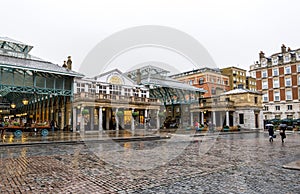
top-left (82, 109), bottom-right (89, 115)
top-left (116, 111), bottom-right (124, 117)
top-left (132, 112), bottom-right (139, 117)
top-left (13, 122), bottom-right (20, 126)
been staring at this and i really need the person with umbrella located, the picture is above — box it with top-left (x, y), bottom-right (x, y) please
top-left (279, 123), bottom-right (287, 143)
top-left (266, 124), bottom-right (274, 142)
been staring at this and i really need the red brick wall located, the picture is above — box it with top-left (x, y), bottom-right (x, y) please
top-left (279, 67), bottom-right (284, 75)
top-left (293, 87), bottom-right (298, 100)
top-left (291, 64), bottom-right (296, 73)
top-left (280, 76), bottom-right (284, 87)
top-left (256, 71), bottom-right (261, 79)
top-left (292, 75), bottom-right (297, 86)
top-left (268, 90), bottom-right (274, 101)
top-left (280, 89), bottom-right (285, 101)
top-left (268, 78), bottom-right (273, 89)
top-left (257, 80), bottom-right (262, 90)
top-left (268, 68), bottom-right (272, 77)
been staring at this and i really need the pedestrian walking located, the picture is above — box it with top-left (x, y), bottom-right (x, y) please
top-left (279, 123), bottom-right (287, 143)
top-left (267, 124), bottom-right (274, 142)
top-left (50, 120), bottom-right (56, 132)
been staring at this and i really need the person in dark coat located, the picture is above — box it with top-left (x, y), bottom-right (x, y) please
top-left (268, 125), bottom-right (274, 142)
top-left (279, 123), bottom-right (287, 143)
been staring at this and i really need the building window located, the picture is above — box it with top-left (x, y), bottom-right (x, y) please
top-left (263, 93), bottom-right (268, 102)
top-left (272, 57), bottom-right (278, 65)
top-left (273, 68), bottom-right (279, 76)
top-left (275, 106), bottom-right (280, 111)
top-left (264, 106), bottom-right (269, 111)
top-left (287, 105), bottom-right (293, 110)
top-left (273, 79), bottom-right (279, 88)
top-left (297, 53), bottom-right (300, 61)
top-left (262, 81), bottom-right (268, 89)
top-left (141, 90), bottom-right (147, 98)
top-left (239, 114), bottom-right (244, 124)
top-left (189, 80), bottom-right (193, 85)
top-left (211, 87), bottom-right (216, 95)
top-left (124, 88), bottom-right (131, 96)
top-left (224, 80), bottom-right (228, 85)
top-left (286, 90), bottom-right (292, 100)
top-left (297, 64), bottom-right (300, 72)
top-left (298, 76), bottom-right (300, 85)
top-left (110, 85), bottom-right (121, 95)
top-left (98, 85), bottom-right (107, 94)
top-left (284, 55), bottom-right (291, 63)
top-left (285, 77), bottom-right (291, 87)
top-left (285, 66), bottom-right (291, 74)
top-left (254, 97), bottom-right (258, 104)
top-left (262, 70), bottom-right (267, 78)
top-left (287, 115), bottom-right (293, 119)
top-left (274, 91), bottom-right (280, 101)
top-left (275, 115), bottom-right (281, 119)
top-left (199, 78), bottom-right (204, 85)
top-left (261, 58), bottom-right (267, 67)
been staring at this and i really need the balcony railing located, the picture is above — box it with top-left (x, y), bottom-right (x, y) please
top-left (74, 92), bottom-right (160, 104)
top-left (191, 100), bottom-right (234, 109)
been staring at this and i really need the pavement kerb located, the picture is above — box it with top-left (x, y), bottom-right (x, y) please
top-left (0, 129), bottom-right (260, 147)
top-left (282, 161), bottom-right (300, 171)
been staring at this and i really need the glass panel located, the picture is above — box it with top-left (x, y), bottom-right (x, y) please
top-left (35, 75), bottom-right (45, 88)
top-left (56, 78), bottom-right (63, 89)
top-left (64, 78), bottom-right (72, 90)
top-left (46, 77), bottom-right (54, 89)
top-left (24, 72), bottom-right (33, 87)
top-left (2, 68), bottom-right (13, 85)
top-left (13, 70), bottom-right (24, 86)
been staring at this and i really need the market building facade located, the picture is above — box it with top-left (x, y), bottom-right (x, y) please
top-left (0, 37), bottom-right (83, 132)
top-left (73, 65), bottom-right (206, 131)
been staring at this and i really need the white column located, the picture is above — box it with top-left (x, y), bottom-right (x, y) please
top-left (201, 112), bottom-right (204, 125)
top-left (190, 112), bottom-right (194, 126)
top-left (144, 109), bottom-right (148, 129)
top-left (220, 112), bottom-right (223, 127)
top-left (157, 110), bottom-right (160, 129)
top-left (72, 108), bottom-right (77, 133)
top-left (90, 107), bottom-right (94, 130)
top-left (98, 107), bottom-right (103, 131)
top-left (115, 108), bottom-right (119, 131)
top-left (226, 111), bottom-right (230, 126)
top-left (61, 108), bottom-right (65, 130)
top-left (212, 111), bottom-right (216, 126)
top-left (131, 108), bottom-right (135, 131)
top-left (80, 107), bottom-right (85, 132)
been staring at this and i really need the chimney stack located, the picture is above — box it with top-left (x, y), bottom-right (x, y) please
top-left (62, 61), bottom-right (67, 68)
top-left (67, 56), bottom-right (72, 70)
top-left (281, 44), bottom-right (286, 53)
top-left (259, 51), bottom-right (265, 60)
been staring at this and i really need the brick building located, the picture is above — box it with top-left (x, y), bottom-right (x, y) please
top-left (170, 67), bottom-right (230, 98)
top-left (249, 44), bottom-right (300, 120)
top-left (221, 67), bottom-right (247, 89)
top-left (246, 76), bottom-right (257, 91)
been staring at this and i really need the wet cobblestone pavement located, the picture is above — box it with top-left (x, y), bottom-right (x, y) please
top-left (0, 131), bottom-right (299, 193)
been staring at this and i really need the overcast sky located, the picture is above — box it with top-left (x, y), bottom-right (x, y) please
top-left (2, 0), bottom-right (300, 74)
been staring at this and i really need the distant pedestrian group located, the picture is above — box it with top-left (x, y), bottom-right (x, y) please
top-left (267, 123), bottom-right (286, 143)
